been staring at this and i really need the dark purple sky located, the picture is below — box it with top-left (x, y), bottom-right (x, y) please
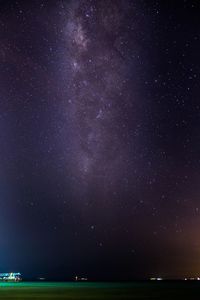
top-left (0, 0), bottom-right (200, 280)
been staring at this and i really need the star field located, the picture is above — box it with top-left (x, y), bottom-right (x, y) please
top-left (0, 0), bottom-right (199, 280)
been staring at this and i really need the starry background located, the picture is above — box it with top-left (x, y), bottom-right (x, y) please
top-left (0, 0), bottom-right (199, 280)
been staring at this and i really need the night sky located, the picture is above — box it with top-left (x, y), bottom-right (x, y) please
top-left (0, 0), bottom-right (200, 280)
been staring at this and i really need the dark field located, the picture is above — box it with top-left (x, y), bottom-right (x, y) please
top-left (0, 281), bottom-right (200, 299)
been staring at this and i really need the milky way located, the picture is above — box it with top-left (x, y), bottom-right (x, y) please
top-left (61, 0), bottom-right (147, 197)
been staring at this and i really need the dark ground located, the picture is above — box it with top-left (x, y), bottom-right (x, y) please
top-left (0, 282), bottom-right (200, 299)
